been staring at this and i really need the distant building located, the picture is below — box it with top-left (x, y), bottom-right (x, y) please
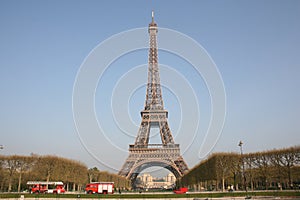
top-left (139, 173), bottom-right (153, 184)
top-left (136, 173), bottom-right (176, 189)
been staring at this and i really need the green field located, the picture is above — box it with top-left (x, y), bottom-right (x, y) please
top-left (0, 191), bottom-right (300, 199)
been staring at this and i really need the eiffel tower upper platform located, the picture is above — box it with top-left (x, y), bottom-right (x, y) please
top-left (119, 12), bottom-right (188, 184)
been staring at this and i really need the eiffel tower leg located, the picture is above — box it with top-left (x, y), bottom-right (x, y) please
top-left (159, 121), bottom-right (174, 145)
top-left (134, 121), bottom-right (150, 147)
top-left (118, 154), bottom-right (136, 178)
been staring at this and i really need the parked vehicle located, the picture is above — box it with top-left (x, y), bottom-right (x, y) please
top-left (85, 182), bottom-right (114, 194)
top-left (27, 181), bottom-right (65, 194)
top-left (173, 187), bottom-right (188, 194)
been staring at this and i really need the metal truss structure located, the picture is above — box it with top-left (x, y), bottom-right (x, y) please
top-left (119, 12), bottom-right (188, 184)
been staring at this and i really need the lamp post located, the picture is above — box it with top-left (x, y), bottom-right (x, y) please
top-left (238, 141), bottom-right (247, 192)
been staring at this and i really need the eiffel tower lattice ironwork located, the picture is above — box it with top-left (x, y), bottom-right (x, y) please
top-left (119, 12), bottom-right (188, 183)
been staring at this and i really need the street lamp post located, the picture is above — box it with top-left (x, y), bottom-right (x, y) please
top-left (238, 141), bottom-right (247, 192)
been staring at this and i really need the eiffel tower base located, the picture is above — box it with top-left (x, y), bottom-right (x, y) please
top-left (119, 144), bottom-right (188, 186)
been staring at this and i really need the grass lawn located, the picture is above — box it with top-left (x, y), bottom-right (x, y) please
top-left (0, 191), bottom-right (299, 199)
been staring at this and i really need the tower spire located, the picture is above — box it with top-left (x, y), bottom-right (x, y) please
top-left (149, 10), bottom-right (157, 28)
top-left (151, 10), bottom-right (154, 23)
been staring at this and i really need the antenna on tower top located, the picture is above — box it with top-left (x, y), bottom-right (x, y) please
top-left (151, 10), bottom-right (154, 23)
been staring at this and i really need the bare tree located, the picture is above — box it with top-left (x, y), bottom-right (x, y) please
top-left (3, 155), bottom-right (19, 192)
top-left (88, 167), bottom-right (99, 182)
top-left (15, 156), bottom-right (34, 192)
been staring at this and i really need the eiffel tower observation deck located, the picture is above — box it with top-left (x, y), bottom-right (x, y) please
top-left (119, 12), bottom-right (188, 184)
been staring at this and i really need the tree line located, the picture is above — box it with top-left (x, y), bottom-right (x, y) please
top-left (0, 154), bottom-right (130, 192)
top-left (178, 146), bottom-right (300, 191)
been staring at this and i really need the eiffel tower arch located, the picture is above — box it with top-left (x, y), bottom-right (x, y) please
top-left (119, 12), bottom-right (188, 184)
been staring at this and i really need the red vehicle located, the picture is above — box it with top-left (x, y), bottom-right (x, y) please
top-left (85, 182), bottom-right (114, 194)
top-left (27, 181), bottom-right (65, 194)
top-left (174, 187), bottom-right (188, 194)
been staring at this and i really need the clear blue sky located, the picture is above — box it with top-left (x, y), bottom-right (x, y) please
top-left (1, 0), bottom-right (299, 174)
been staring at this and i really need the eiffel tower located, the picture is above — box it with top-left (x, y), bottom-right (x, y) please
top-left (119, 12), bottom-right (188, 184)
